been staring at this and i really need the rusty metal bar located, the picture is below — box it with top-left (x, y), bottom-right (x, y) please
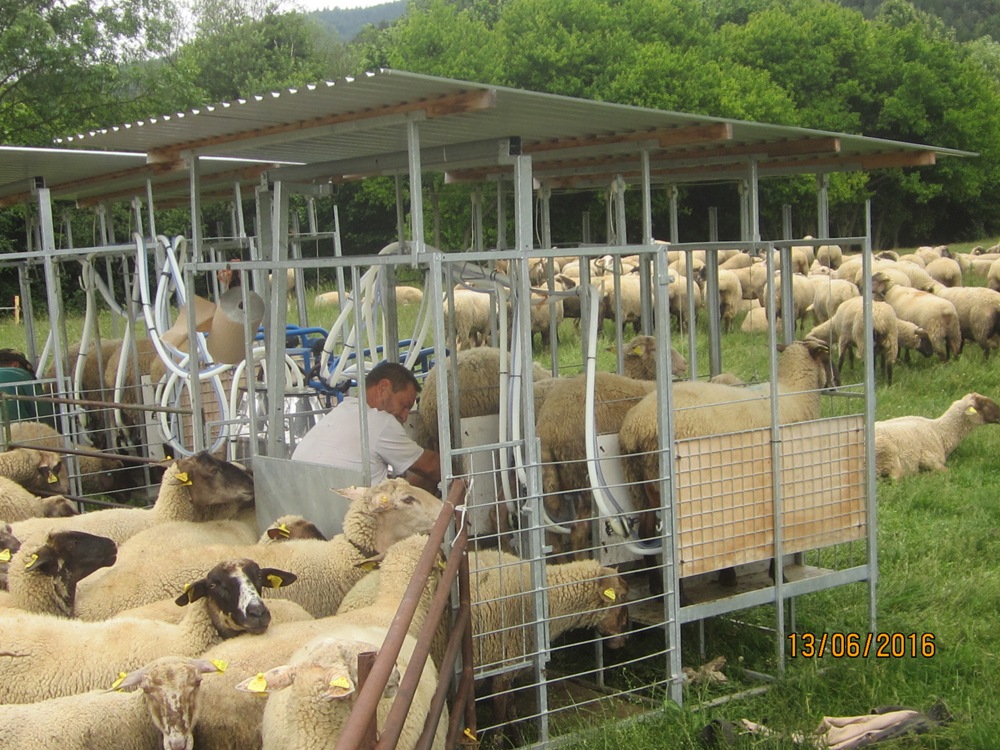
top-left (424, 604), bottom-right (471, 750)
top-left (0, 391), bottom-right (186, 414)
top-left (377, 484), bottom-right (469, 750)
top-left (357, 651), bottom-right (379, 750)
top-left (6, 441), bottom-right (168, 466)
top-left (335, 478), bottom-right (466, 750)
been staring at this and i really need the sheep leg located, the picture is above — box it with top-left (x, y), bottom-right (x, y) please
top-left (637, 483), bottom-right (665, 596)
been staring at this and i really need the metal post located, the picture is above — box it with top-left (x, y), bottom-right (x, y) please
top-left (265, 180), bottom-right (290, 458)
top-left (862, 201), bottom-right (878, 632)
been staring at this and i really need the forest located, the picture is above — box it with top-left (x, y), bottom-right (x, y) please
top-left (4, 0), bottom-right (1000, 257)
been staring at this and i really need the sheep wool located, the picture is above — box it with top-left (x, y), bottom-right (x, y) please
top-left (0, 474), bottom-right (74, 524)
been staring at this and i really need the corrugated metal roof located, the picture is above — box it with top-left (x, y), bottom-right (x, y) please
top-left (0, 69), bottom-right (976, 206)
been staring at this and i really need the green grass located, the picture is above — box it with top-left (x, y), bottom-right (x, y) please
top-left (5, 241), bottom-right (1000, 748)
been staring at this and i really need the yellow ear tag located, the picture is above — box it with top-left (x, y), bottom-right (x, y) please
top-left (602, 588), bottom-right (617, 602)
top-left (632, 346), bottom-right (643, 355)
top-left (266, 574), bottom-right (283, 589)
top-left (47, 472), bottom-right (57, 484)
top-left (24, 553), bottom-right (38, 569)
top-left (210, 659), bottom-right (228, 673)
top-left (277, 524), bottom-right (290, 537)
top-left (380, 495), bottom-right (389, 505)
top-left (330, 675), bottom-right (351, 690)
top-left (436, 557), bottom-right (447, 571)
top-left (0, 549), bottom-right (10, 563)
top-left (176, 471), bottom-right (193, 486)
top-left (110, 671), bottom-right (128, 690)
top-left (359, 561), bottom-right (378, 573)
top-left (247, 673), bottom-right (268, 693)
top-left (966, 406), bottom-right (978, 415)
top-left (463, 728), bottom-right (477, 741)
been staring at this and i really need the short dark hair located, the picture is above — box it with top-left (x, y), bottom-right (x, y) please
top-left (0, 349), bottom-right (35, 376)
top-left (365, 361), bottom-right (419, 393)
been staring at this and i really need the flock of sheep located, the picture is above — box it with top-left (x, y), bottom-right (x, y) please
top-left (0, 443), bottom-right (630, 748)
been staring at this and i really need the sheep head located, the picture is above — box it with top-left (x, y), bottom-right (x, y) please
top-left (340, 478), bottom-right (444, 554)
top-left (594, 570), bottom-right (630, 650)
top-left (40, 495), bottom-right (77, 518)
top-left (263, 515), bottom-right (327, 542)
top-left (17, 530), bottom-right (116, 616)
top-left (114, 656), bottom-right (222, 750)
top-left (173, 451), bottom-right (255, 509)
top-left (962, 393), bottom-right (1000, 425)
top-left (870, 271), bottom-right (893, 299)
top-left (175, 558), bottom-right (296, 638)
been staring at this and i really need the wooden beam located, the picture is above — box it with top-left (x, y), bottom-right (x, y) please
top-left (73, 165), bottom-right (270, 207)
top-left (860, 151), bottom-right (936, 169)
top-left (523, 123), bottom-right (732, 155)
top-left (147, 89), bottom-right (498, 164)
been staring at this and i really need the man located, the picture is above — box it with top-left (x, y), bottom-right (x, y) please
top-left (291, 361), bottom-right (441, 493)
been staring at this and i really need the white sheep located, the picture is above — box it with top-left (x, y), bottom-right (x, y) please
top-left (74, 478), bottom-right (443, 620)
top-left (619, 339), bottom-right (833, 542)
top-left (601, 273), bottom-right (646, 335)
top-left (875, 392), bottom-right (1000, 479)
top-left (11, 451), bottom-right (255, 546)
top-left (443, 287), bottom-right (496, 350)
top-left (872, 272), bottom-right (961, 361)
top-left (0, 558), bottom-right (294, 703)
top-left (4, 529), bottom-right (117, 616)
top-left (806, 297), bottom-right (899, 384)
top-left (194, 533), bottom-right (447, 750)
top-left (925, 282), bottom-right (1000, 359)
top-left (0, 655), bottom-right (222, 749)
top-left (732, 261), bottom-right (768, 301)
top-left (924, 256), bottom-right (963, 287)
top-left (7, 420), bottom-right (124, 494)
top-left (668, 272), bottom-right (703, 332)
top-left (241, 638), bottom-right (404, 750)
top-left (889, 260), bottom-right (935, 290)
top-left (0, 474), bottom-right (75, 523)
top-left (988, 258), bottom-right (1000, 293)
top-left (816, 244), bottom-right (843, 269)
top-left (704, 267), bottom-right (743, 332)
top-left (0, 446), bottom-right (68, 496)
top-left (808, 276), bottom-right (860, 324)
top-left (896, 318), bottom-right (935, 363)
top-left (114, 595), bottom-right (315, 627)
top-left (412, 346), bottom-right (549, 452)
top-left (760, 273), bottom-right (815, 333)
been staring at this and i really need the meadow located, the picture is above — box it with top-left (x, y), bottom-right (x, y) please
top-left (2, 241), bottom-right (999, 749)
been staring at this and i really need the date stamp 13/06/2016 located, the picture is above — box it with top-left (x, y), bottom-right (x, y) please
top-left (787, 632), bottom-right (936, 659)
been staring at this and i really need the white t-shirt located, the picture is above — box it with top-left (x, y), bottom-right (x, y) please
top-left (291, 396), bottom-right (424, 484)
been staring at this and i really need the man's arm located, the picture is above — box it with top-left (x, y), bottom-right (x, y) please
top-left (404, 449), bottom-right (442, 493)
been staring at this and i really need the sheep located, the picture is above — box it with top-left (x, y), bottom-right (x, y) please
top-left (988, 259), bottom-right (1000, 293)
top-left (0, 558), bottom-right (294, 703)
top-left (925, 282), bottom-right (1000, 359)
top-left (193, 533), bottom-right (447, 750)
top-left (731, 262), bottom-right (768, 301)
top-left (443, 287), bottom-right (495, 350)
top-left (896, 319), bottom-right (935, 363)
top-left (562, 277), bottom-right (607, 331)
top-left (536, 372), bottom-right (656, 557)
top-left (759, 273), bottom-right (815, 332)
top-left (739, 299), bottom-right (786, 336)
top-left (3, 529), bottom-right (117, 616)
top-left (314, 290), bottom-right (341, 307)
top-left (816, 244), bottom-right (843, 269)
top-left (890, 260), bottom-right (935, 290)
top-left (619, 339), bottom-right (833, 546)
top-left (772, 247), bottom-right (810, 275)
top-left (808, 277), bottom-right (859, 324)
top-left (73, 478), bottom-right (443, 620)
top-left (668, 272), bottom-right (703, 332)
top-left (108, 517), bottom-right (261, 558)
top-left (7, 420), bottom-right (124, 494)
top-left (0, 446), bottom-right (68, 496)
top-left (465, 549), bottom-right (630, 726)
top-left (242, 638), bottom-right (405, 750)
top-left (0, 522), bottom-right (20, 590)
top-left (697, 266), bottom-right (743, 332)
top-left (875, 393), bottom-right (1000, 479)
top-left (114, 595), bottom-right (315, 627)
top-left (601, 273), bottom-right (646, 335)
top-left (0, 655), bottom-right (222, 750)
top-left (896, 253), bottom-right (926, 267)
top-left (412, 346), bottom-right (549, 452)
top-left (806, 297), bottom-right (899, 384)
top-left (621, 335), bottom-right (687, 381)
top-left (924, 256), bottom-right (963, 287)
top-left (719, 252), bottom-right (756, 270)
top-left (260, 514), bottom-right (327, 543)
top-left (871, 272), bottom-right (961, 361)
top-left (915, 245), bottom-right (944, 265)
top-left (11, 451), bottom-right (255, 546)
top-left (524, 274), bottom-right (575, 347)
top-left (0, 475), bottom-right (75, 523)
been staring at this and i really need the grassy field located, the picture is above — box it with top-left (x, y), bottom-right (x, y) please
top-left (3, 241), bottom-right (999, 748)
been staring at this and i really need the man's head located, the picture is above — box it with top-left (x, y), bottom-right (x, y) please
top-left (365, 362), bottom-right (420, 424)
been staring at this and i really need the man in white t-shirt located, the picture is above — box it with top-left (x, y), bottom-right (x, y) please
top-left (291, 362), bottom-right (441, 493)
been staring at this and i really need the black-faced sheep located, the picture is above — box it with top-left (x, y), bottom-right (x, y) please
top-left (7, 420), bottom-right (125, 494)
top-left (0, 446), bottom-right (69, 497)
top-left (875, 392), bottom-right (1000, 479)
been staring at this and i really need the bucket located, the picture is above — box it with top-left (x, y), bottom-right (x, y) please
top-left (207, 288), bottom-right (266, 364)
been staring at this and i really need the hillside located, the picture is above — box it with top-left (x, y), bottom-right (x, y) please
top-left (837, 0), bottom-right (1000, 42)
top-left (310, 1), bottom-right (406, 41)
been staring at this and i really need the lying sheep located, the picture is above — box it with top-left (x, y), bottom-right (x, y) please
top-left (7, 420), bottom-right (124, 494)
top-left (74, 478), bottom-right (443, 620)
top-left (243, 638), bottom-right (405, 750)
top-left (872, 272), bottom-right (961, 361)
top-left (194, 533), bottom-right (447, 750)
top-left (0, 656), bottom-right (222, 749)
top-left (412, 346), bottom-right (549, 452)
top-left (925, 282), bottom-right (1000, 359)
top-left (0, 558), bottom-right (294, 703)
top-left (806, 297), bottom-right (899, 384)
top-left (875, 392), bottom-right (1000, 479)
top-left (0, 446), bottom-right (68, 496)
top-left (4, 529), bottom-right (117, 616)
top-left (0, 475), bottom-right (75, 523)
top-left (619, 339), bottom-right (833, 543)
top-left (11, 451), bottom-right (254, 546)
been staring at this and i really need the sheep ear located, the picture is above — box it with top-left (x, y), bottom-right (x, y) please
top-left (236, 666), bottom-right (295, 694)
top-left (176, 580), bottom-right (208, 606)
top-left (356, 553), bottom-right (385, 570)
top-left (267, 524), bottom-right (291, 540)
top-left (336, 485), bottom-right (367, 503)
top-left (325, 672), bottom-right (356, 700)
top-left (23, 546), bottom-right (58, 575)
top-left (189, 658), bottom-right (226, 675)
top-left (110, 666), bottom-right (149, 692)
top-left (260, 568), bottom-right (297, 589)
